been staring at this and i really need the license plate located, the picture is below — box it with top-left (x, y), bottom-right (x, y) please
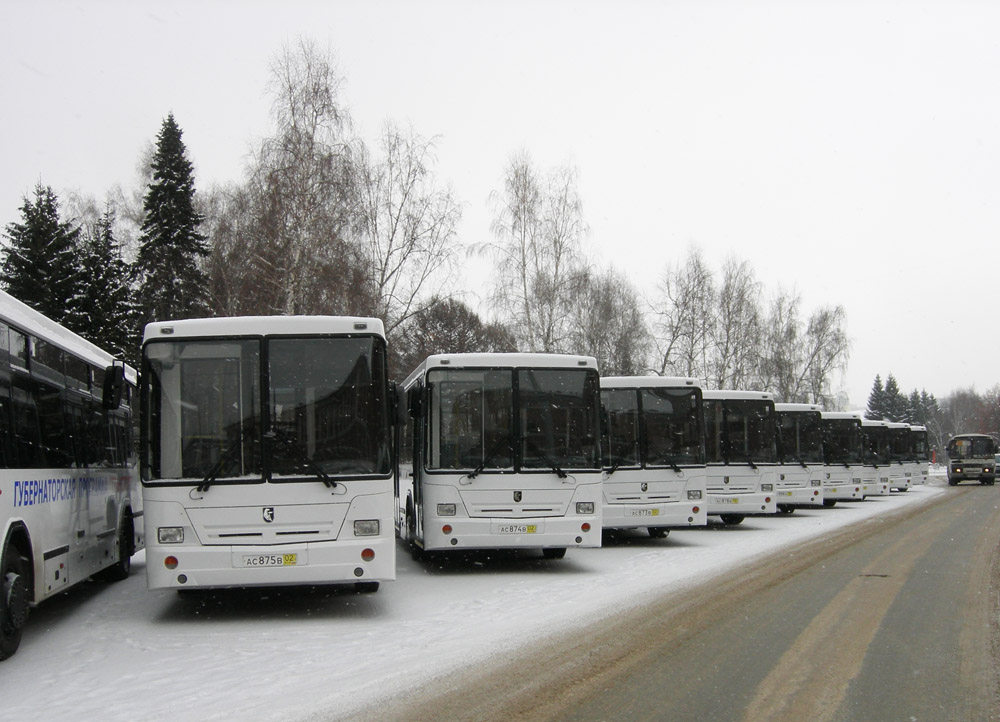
top-left (829, 488), bottom-right (839, 493)
top-left (239, 553), bottom-right (298, 568)
top-left (713, 497), bottom-right (740, 505)
top-left (778, 491), bottom-right (794, 497)
top-left (629, 508), bottom-right (660, 517)
top-left (495, 524), bottom-right (538, 534)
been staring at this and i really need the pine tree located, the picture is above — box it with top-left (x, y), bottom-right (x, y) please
top-left (908, 389), bottom-right (922, 424)
top-left (865, 375), bottom-right (885, 419)
top-left (1, 183), bottom-right (85, 329)
top-left (133, 113), bottom-right (210, 325)
top-left (884, 374), bottom-right (906, 421)
top-left (78, 207), bottom-right (135, 361)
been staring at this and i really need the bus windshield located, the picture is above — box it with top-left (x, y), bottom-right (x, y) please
top-left (143, 336), bottom-right (390, 483)
top-left (823, 419), bottom-right (863, 465)
top-left (724, 400), bottom-right (775, 464)
top-left (426, 367), bottom-right (600, 472)
top-left (778, 412), bottom-right (824, 464)
top-left (641, 387), bottom-right (703, 466)
top-left (864, 426), bottom-right (891, 465)
top-left (948, 436), bottom-right (995, 459)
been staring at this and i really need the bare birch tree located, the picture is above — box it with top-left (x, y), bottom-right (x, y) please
top-left (483, 151), bottom-right (589, 352)
top-left (353, 123), bottom-right (462, 335)
top-left (801, 304), bottom-right (851, 406)
top-left (650, 246), bottom-right (714, 380)
top-left (757, 287), bottom-right (802, 401)
top-left (710, 255), bottom-right (762, 389)
top-left (570, 268), bottom-right (650, 375)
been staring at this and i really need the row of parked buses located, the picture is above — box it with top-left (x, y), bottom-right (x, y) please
top-left (0, 309), bottom-right (933, 660)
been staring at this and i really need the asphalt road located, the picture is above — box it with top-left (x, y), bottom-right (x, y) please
top-left (382, 483), bottom-right (1000, 722)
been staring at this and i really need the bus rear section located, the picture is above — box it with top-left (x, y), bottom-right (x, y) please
top-left (946, 434), bottom-right (997, 485)
top-left (909, 425), bottom-right (930, 486)
top-left (397, 353), bottom-right (602, 558)
top-left (860, 419), bottom-right (892, 497)
top-left (774, 403), bottom-right (825, 511)
top-left (820, 411), bottom-right (864, 505)
top-left (702, 390), bottom-right (778, 525)
top-left (887, 422), bottom-right (912, 491)
top-left (141, 316), bottom-right (396, 592)
top-left (600, 376), bottom-right (707, 537)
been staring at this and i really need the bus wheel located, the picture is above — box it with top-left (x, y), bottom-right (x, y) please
top-left (354, 581), bottom-right (379, 594)
top-left (542, 548), bottom-right (566, 560)
top-left (99, 516), bottom-right (133, 582)
top-left (1, 542), bottom-right (30, 661)
top-left (948, 479), bottom-right (958, 486)
top-left (822, 500), bottom-right (837, 508)
top-left (647, 528), bottom-right (670, 539)
top-left (777, 506), bottom-right (795, 514)
top-left (719, 514), bottom-right (745, 525)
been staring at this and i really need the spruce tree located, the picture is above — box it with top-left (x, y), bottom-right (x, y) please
top-left (133, 113), bottom-right (210, 325)
top-left (78, 207), bottom-right (135, 361)
top-left (865, 375), bottom-right (885, 419)
top-left (1, 183), bottom-right (85, 328)
top-left (884, 374), bottom-right (905, 422)
top-left (908, 389), bottom-right (922, 424)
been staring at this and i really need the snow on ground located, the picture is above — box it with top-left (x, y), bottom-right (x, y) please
top-left (1, 476), bottom-right (949, 722)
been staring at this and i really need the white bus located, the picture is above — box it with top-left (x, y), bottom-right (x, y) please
top-left (396, 353), bottom-right (602, 558)
top-left (140, 316), bottom-right (395, 593)
top-left (600, 376), bottom-right (707, 537)
top-left (819, 411), bottom-right (864, 505)
top-left (909, 425), bottom-right (930, 486)
top-left (1, 289), bottom-right (141, 661)
top-left (860, 418), bottom-right (892, 497)
top-left (887, 421), bottom-right (913, 491)
top-left (701, 390), bottom-right (777, 525)
top-left (773, 403), bottom-right (825, 512)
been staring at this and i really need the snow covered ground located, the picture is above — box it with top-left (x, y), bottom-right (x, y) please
top-left (1, 475), bottom-right (949, 722)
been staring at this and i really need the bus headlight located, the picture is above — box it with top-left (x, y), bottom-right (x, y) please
top-left (811, 479), bottom-right (822, 487)
top-left (687, 490), bottom-right (702, 500)
top-left (576, 502), bottom-right (595, 515)
top-left (436, 503), bottom-right (457, 516)
top-left (158, 527), bottom-right (184, 544)
top-left (354, 520), bottom-right (380, 537)
top-left (761, 484), bottom-right (774, 492)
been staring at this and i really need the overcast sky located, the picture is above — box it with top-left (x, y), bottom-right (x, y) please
top-left (3, 0), bottom-right (998, 407)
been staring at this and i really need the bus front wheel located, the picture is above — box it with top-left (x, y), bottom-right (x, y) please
top-left (1, 540), bottom-right (30, 661)
top-left (647, 528), bottom-right (670, 539)
top-left (719, 514), bottom-right (745, 525)
top-left (542, 548), bottom-right (566, 560)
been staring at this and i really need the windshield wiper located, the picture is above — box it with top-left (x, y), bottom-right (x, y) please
top-left (197, 434), bottom-right (247, 493)
top-left (730, 449), bottom-right (758, 470)
top-left (266, 428), bottom-right (337, 488)
top-left (466, 436), bottom-right (512, 480)
top-left (524, 437), bottom-right (568, 479)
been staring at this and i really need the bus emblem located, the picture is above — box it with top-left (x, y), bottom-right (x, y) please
top-left (513, 491), bottom-right (522, 502)
top-left (263, 507), bottom-right (275, 523)
top-left (641, 482), bottom-right (648, 492)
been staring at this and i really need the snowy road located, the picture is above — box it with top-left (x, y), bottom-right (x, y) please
top-left (1, 479), bottom-right (949, 722)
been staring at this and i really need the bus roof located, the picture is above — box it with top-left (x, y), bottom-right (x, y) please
top-left (404, 352), bottom-right (598, 387)
top-left (600, 375), bottom-right (700, 390)
top-left (861, 418), bottom-right (889, 427)
top-left (0, 288), bottom-right (136, 382)
top-left (142, 316), bottom-right (386, 344)
top-left (821, 410), bottom-right (862, 420)
top-left (774, 402), bottom-right (821, 413)
top-left (701, 389), bottom-right (774, 402)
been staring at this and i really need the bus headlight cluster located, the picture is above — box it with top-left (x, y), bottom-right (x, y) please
top-left (687, 490), bottom-right (702, 500)
top-left (436, 503), bottom-right (457, 516)
top-left (811, 479), bottom-right (822, 487)
top-left (354, 520), bottom-right (380, 537)
top-left (158, 527), bottom-right (184, 544)
top-left (761, 483), bottom-right (773, 491)
top-left (576, 502), bottom-right (595, 514)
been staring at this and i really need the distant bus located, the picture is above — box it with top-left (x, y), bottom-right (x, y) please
top-left (1, 289), bottom-right (141, 661)
top-left (945, 433), bottom-right (997, 486)
top-left (886, 422), bottom-right (912, 491)
top-left (600, 376), bottom-right (707, 537)
top-left (701, 390), bottom-right (777, 525)
top-left (773, 403), bottom-right (825, 512)
top-left (397, 353), bottom-right (602, 558)
top-left (909, 425), bottom-right (930, 486)
top-left (140, 316), bottom-right (395, 593)
top-left (819, 411), bottom-right (864, 505)
top-left (860, 418), bottom-right (892, 497)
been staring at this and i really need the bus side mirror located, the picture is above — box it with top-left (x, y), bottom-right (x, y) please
top-left (390, 382), bottom-right (407, 426)
top-left (102, 364), bottom-right (125, 410)
top-left (407, 386), bottom-right (422, 418)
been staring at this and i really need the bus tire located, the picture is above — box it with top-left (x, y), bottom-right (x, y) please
top-left (98, 514), bottom-right (134, 582)
top-left (1, 539), bottom-right (31, 661)
top-left (354, 581), bottom-right (379, 594)
top-left (822, 500), bottom-right (837, 508)
top-left (777, 506), bottom-right (795, 514)
top-left (948, 479), bottom-right (958, 486)
top-left (647, 528), bottom-right (670, 539)
top-left (719, 514), bottom-right (745, 525)
top-left (542, 547), bottom-right (566, 560)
